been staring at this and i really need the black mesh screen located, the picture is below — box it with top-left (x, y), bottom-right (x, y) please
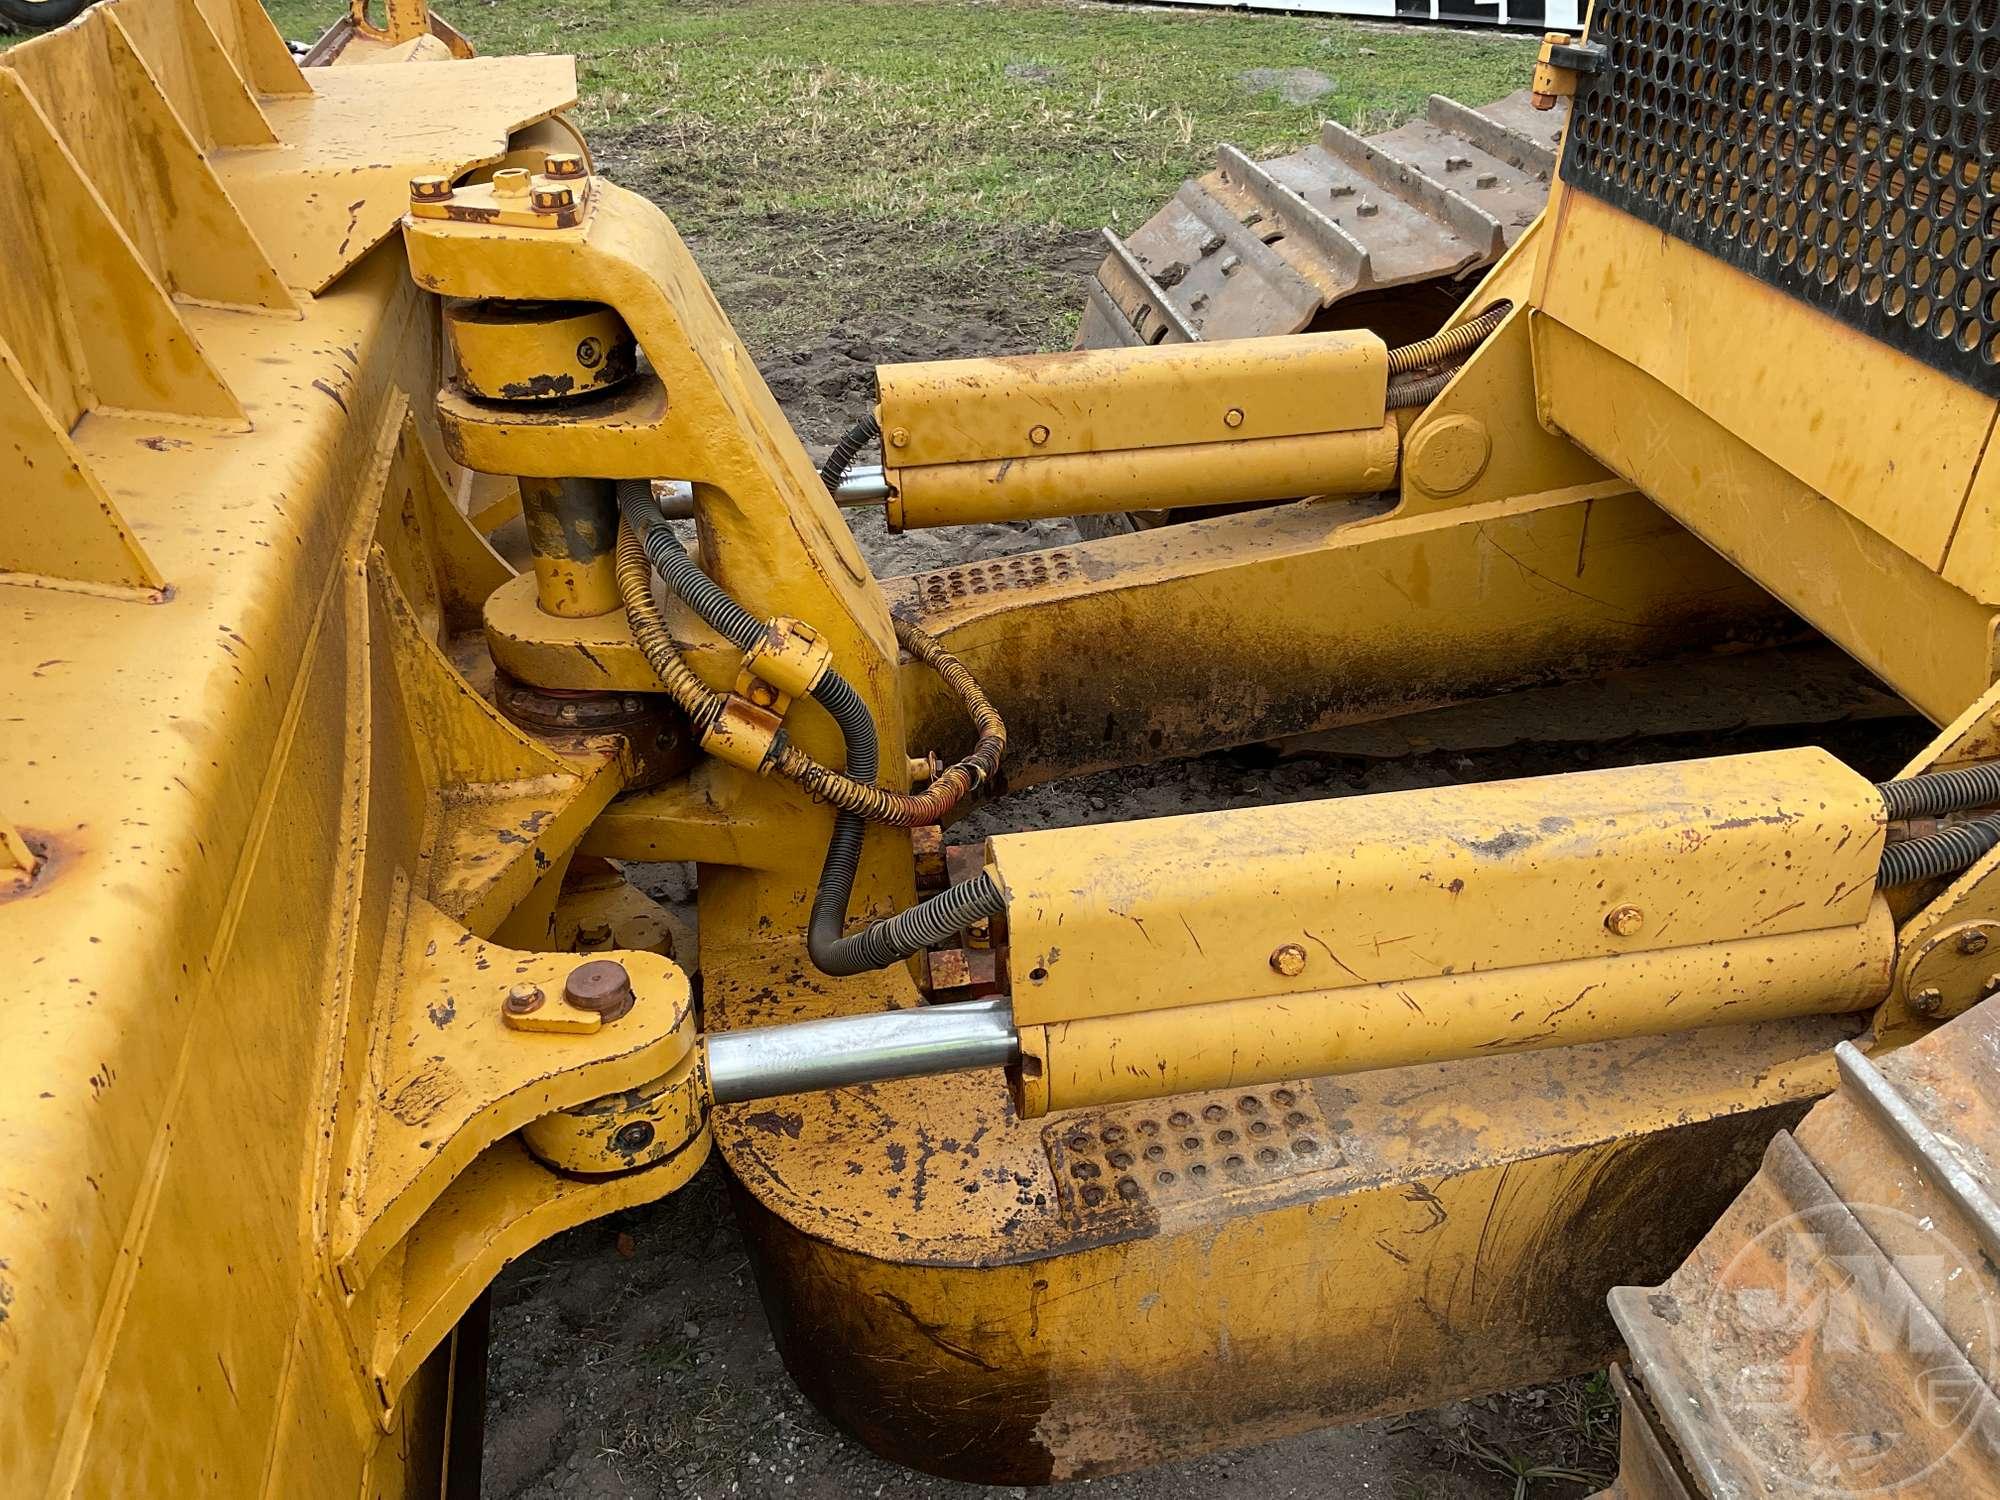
top-left (1561, 0), bottom-right (2000, 393)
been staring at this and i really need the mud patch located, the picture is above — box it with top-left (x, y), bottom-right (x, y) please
top-left (594, 124), bottom-right (1104, 447)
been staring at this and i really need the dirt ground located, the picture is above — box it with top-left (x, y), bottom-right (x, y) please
top-left (475, 68), bottom-right (1934, 1500)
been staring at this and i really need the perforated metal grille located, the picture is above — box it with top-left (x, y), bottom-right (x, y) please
top-left (1562, 0), bottom-right (2000, 392)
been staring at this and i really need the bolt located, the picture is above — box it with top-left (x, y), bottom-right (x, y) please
top-left (491, 167), bottom-right (532, 198)
top-left (1223, 407), bottom-right (1245, 429)
top-left (543, 151), bottom-right (587, 179)
top-left (504, 983), bottom-right (545, 1016)
top-left (576, 921), bottom-right (614, 950)
top-left (409, 174), bottom-right (453, 203)
top-left (1330, 183), bottom-right (1356, 198)
top-left (613, 1120), bottom-right (657, 1154)
top-left (966, 917), bottom-right (994, 951)
top-left (1605, 904), bottom-right (1645, 937)
top-left (1220, 253), bottom-right (1241, 274)
top-left (1270, 943), bottom-right (1308, 977)
top-left (888, 426), bottom-right (910, 449)
top-left (1444, 155), bottom-right (1472, 172)
top-left (1910, 985), bottom-right (1945, 1016)
top-left (563, 958), bottom-right (636, 1022)
top-left (1985, 973), bottom-right (2000, 997)
top-left (1357, 199), bottom-right (1380, 218)
top-left (531, 183), bottom-right (577, 212)
top-left (577, 337), bottom-right (604, 369)
top-left (1029, 424), bottom-right (1051, 446)
top-left (1959, 929), bottom-right (1990, 956)
top-left (1475, 172), bottom-right (1500, 189)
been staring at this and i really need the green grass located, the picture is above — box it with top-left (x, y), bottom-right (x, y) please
top-left (251, 1), bottom-right (1534, 359)
top-left (263, 0), bottom-right (1530, 238)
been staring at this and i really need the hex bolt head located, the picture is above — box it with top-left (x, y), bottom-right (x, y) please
top-left (1223, 407), bottom-right (1245, 429)
top-left (1959, 930), bottom-right (1990, 956)
top-left (543, 151), bottom-right (587, 179)
top-left (491, 167), bottom-right (532, 198)
top-left (1475, 172), bottom-right (1500, 188)
top-left (613, 1120), bottom-right (657, 1154)
top-left (1357, 199), bottom-right (1380, 217)
top-left (504, 983), bottom-right (545, 1016)
top-left (1910, 985), bottom-right (1945, 1016)
top-left (1604, 904), bottom-right (1645, 937)
top-left (1270, 943), bottom-right (1308, 977)
top-left (564, 958), bottom-right (636, 1022)
top-left (531, 183), bottom-right (577, 212)
top-left (1029, 424), bottom-right (1051, 446)
top-left (576, 921), bottom-right (615, 950)
top-left (888, 426), bottom-right (911, 449)
top-left (409, 174), bottom-right (453, 202)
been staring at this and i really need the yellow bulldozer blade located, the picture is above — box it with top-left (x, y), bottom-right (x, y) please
top-left (6, 0), bottom-right (2000, 1494)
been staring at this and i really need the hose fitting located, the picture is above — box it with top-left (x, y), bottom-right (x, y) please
top-left (614, 479), bottom-right (1009, 974)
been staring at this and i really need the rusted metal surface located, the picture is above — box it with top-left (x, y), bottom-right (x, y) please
top-left (1078, 92), bottom-right (1565, 351)
top-left (920, 841), bottom-right (1005, 1002)
top-left (492, 674), bottom-right (695, 788)
top-left (1593, 1366), bottom-right (1695, 1500)
top-left (1607, 1005), bottom-right (2000, 1497)
top-left (563, 958), bottom-right (638, 1021)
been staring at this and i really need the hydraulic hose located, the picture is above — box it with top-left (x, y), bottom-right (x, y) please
top-left (1386, 369), bottom-right (1457, 410)
top-left (1386, 301), bottom-right (1511, 377)
top-left (615, 479), bottom-right (1003, 828)
top-left (614, 524), bottom-right (725, 734)
top-left (616, 482), bottom-right (762, 650)
top-left (1877, 764), bottom-right (2000, 820)
top-left (1880, 813), bottom-right (2000, 888)
top-left (800, 665), bottom-right (1005, 975)
top-left (819, 414), bottom-right (881, 492)
top-left (613, 480), bottom-right (1009, 973)
top-left (772, 620), bottom-right (1005, 827)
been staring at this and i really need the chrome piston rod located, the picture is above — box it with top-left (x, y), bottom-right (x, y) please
top-left (650, 468), bottom-right (891, 521)
top-left (704, 997), bottom-right (1018, 1104)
